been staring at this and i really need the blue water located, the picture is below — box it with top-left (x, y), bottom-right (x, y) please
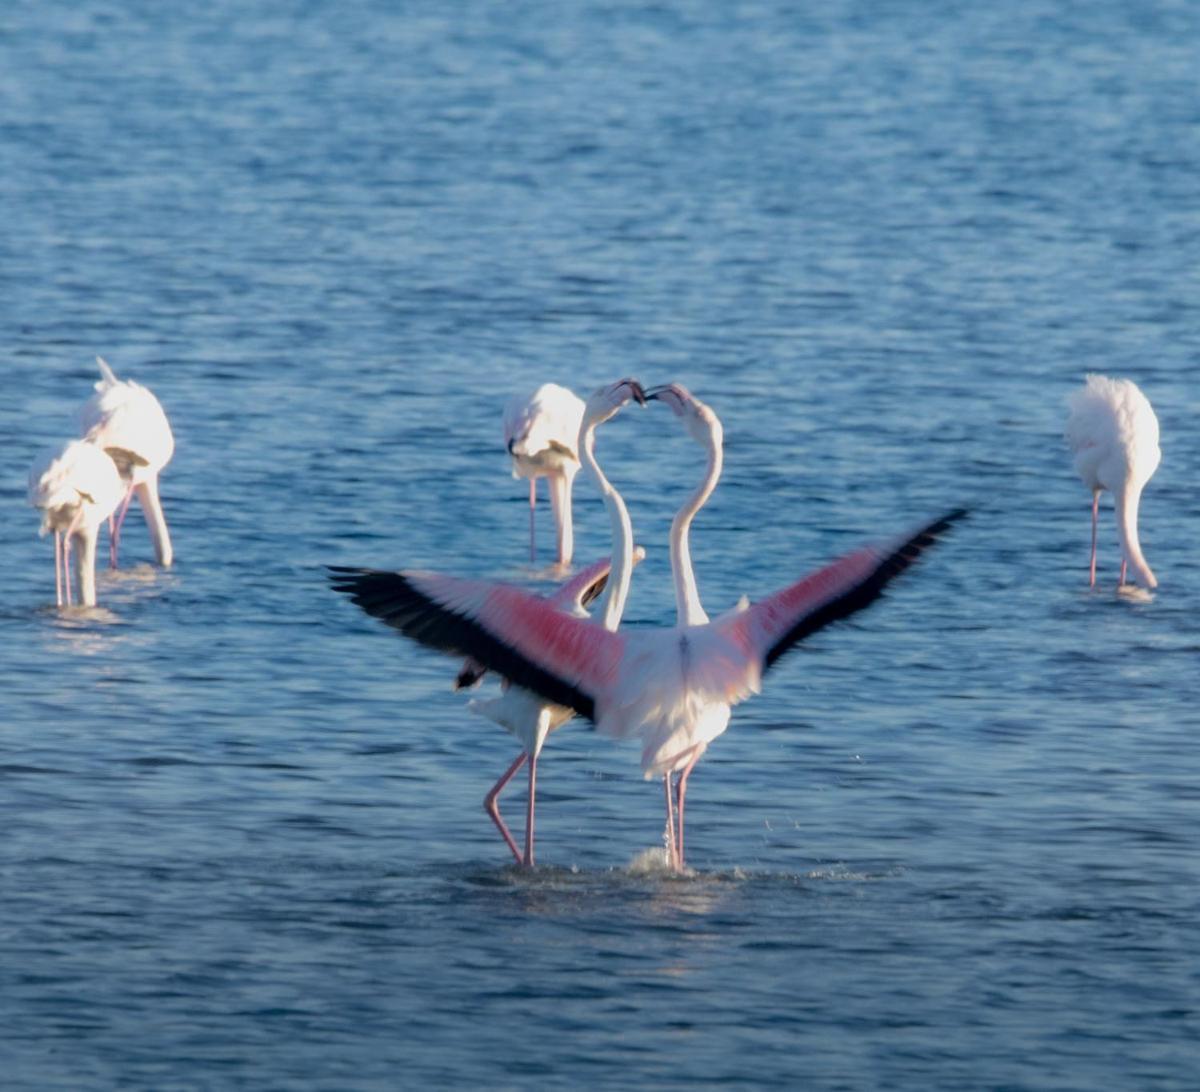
top-left (3, 1), bottom-right (1199, 1087)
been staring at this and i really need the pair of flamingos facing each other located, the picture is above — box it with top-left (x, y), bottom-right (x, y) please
top-left (331, 380), bottom-right (966, 872)
top-left (29, 358), bottom-right (175, 607)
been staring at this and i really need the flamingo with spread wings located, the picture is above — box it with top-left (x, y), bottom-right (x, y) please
top-left (339, 379), bottom-right (647, 868)
top-left (331, 478), bottom-right (965, 868)
top-left (638, 383), bottom-right (732, 869)
top-left (458, 546), bottom-right (645, 866)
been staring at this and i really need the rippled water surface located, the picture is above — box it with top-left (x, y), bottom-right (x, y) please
top-left (3, 1), bottom-right (1199, 1087)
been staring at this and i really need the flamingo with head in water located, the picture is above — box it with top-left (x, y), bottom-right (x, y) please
top-left (503, 383), bottom-right (585, 567)
top-left (79, 356), bottom-right (175, 569)
top-left (29, 439), bottom-right (125, 608)
top-left (331, 384), bottom-right (964, 870)
top-left (1065, 375), bottom-right (1159, 589)
top-left (334, 379), bottom-right (647, 867)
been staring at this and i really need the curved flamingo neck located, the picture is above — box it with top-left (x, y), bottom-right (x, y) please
top-left (670, 431), bottom-right (722, 626)
top-left (1115, 480), bottom-right (1156, 588)
top-left (579, 421), bottom-right (634, 632)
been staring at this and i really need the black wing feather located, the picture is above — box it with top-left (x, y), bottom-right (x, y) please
top-left (764, 508), bottom-right (967, 671)
top-left (327, 567), bottom-right (596, 720)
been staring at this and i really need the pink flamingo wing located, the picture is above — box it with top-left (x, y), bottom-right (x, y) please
top-left (328, 567), bottom-right (624, 719)
top-left (716, 509), bottom-right (967, 674)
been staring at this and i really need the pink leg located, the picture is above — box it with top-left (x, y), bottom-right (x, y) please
top-left (63, 535), bottom-right (74, 607)
top-left (54, 531), bottom-right (64, 607)
top-left (675, 747), bottom-right (704, 871)
top-left (484, 753), bottom-right (527, 865)
top-left (528, 479), bottom-right (537, 563)
top-left (110, 484), bottom-right (135, 568)
top-left (1119, 559), bottom-right (1128, 585)
top-left (1089, 492), bottom-right (1099, 587)
top-left (664, 774), bottom-right (678, 870)
top-left (524, 752), bottom-right (538, 868)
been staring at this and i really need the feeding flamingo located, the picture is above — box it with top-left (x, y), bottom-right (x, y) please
top-left (503, 383), bottom-right (585, 566)
top-left (1065, 375), bottom-right (1160, 589)
top-left (334, 379), bottom-right (647, 867)
top-left (330, 402), bottom-right (964, 870)
top-left (29, 439), bottom-right (125, 608)
top-left (79, 357), bottom-right (175, 569)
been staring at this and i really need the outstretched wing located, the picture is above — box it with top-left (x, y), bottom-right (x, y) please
top-left (328, 567), bottom-right (626, 720)
top-left (714, 509), bottom-right (966, 687)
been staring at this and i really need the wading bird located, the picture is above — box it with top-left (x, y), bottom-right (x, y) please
top-left (1065, 375), bottom-right (1160, 589)
top-left (334, 379), bottom-right (646, 867)
top-left (639, 383), bottom-right (732, 869)
top-left (503, 383), bottom-right (585, 566)
top-left (29, 439), bottom-right (124, 607)
top-left (79, 357), bottom-right (175, 569)
top-left (331, 402), bottom-right (964, 870)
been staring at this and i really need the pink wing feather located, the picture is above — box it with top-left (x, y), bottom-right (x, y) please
top-left (709, 509), bottom-right (967, 698)
top-left (328, 567), bottom-right (625, 719)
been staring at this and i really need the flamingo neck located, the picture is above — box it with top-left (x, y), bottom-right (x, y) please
top-left (579, 423), bottom-right (633, 632)
top-left (670, 435), bottom-right (722, 626)
top-left (1115, 481), bottom-right (1156, 588)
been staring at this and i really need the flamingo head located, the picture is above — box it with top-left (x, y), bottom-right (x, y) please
top-left (582, 378), bottom-right (647, 427)
top-left (646, 383), bottom-right (723, 448)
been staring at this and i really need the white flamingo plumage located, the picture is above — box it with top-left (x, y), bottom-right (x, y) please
top-left (29, 439), bottom-right (125, 608)
top-left (638, 383), bottom-right (732, 869)
top-left (331, 479), bottom-right (964, 869)
top-left (1065, 375), bottom-right (1160, 589)
top-left (503, 383), bottom-right (585, 566)
top-left (79, 356), bottom-right (175, 569)
top-left (334, 379), bottom-right (647, 868)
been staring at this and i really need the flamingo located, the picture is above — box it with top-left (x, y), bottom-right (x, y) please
top-left (333, 379), bottom-right (647, 867)
top-left (456, 546), bottom-right (645, 866)
top-left (29, 439), bottom-right (125, 608)
top-left (79, 357), bottom-right (175, 569)
top-left (329, 461), bottom-right (965, 869)
top-left (503, 383), bottom-right (585, 566)
top-left (638, 383), bottom-right (731, 869)
top-left (1065, 375), bottom-right (1160, 589)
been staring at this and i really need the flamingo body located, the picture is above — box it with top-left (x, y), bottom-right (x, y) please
top-left (328, 510), bottom-right (965, 865)
top-left (29, 439), bottom-right (124, 607)
top-left (503, 383), bottom-right (585, 565)
top-left (1065, 375), bottom-right (1159, 588)
top-left (79, 357), bottom-right (175, 568)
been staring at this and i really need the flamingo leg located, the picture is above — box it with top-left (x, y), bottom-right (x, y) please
top-left (664, 774), bottom-right (678, 871)
top-left (528, 478), bottom-right (537, 563)
top-left (1089, 491), bottom-right (1099, 587)
top-left (110, 483), bottom-right (135, 568)
top-left (1119, 558), bottom-right (1128, 585)
top-left (54, 531), bottom-right (64, 607)
top-left (62, 509), bottom-right (86, 608)
top-left (484, 753), bottom-right (528, 866)
top-left (63, 534), bottom-right (74, 607)
top-left (524, 751), bottom-right (538, 868)
top-left (675, 746), bottom-right (704, 872)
